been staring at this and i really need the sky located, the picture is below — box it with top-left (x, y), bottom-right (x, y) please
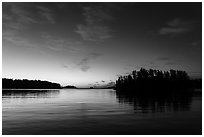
top-left (2, 2), bottom-right (202, 87)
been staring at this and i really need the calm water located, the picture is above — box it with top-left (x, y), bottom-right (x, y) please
top-left (2, 89), bottom-right (202, 135)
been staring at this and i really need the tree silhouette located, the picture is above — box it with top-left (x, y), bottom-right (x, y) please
top-left (116, 68), bottom-right (199, 94)
top-left (2, 78), bottom-right (61, 89)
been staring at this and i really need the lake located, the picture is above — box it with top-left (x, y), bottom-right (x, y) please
top-left (2, 89), bottom-right (202, 135)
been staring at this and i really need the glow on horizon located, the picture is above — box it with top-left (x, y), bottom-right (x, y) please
top-left (2, 3), bottom-right (202, 87)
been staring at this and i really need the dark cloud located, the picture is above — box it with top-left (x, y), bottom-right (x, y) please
top-left (159, 18), bottom-right (196, 35)
top-left (77, 52), bottom-right (102, 72)
top-left (81, 65), bottom-right (90, 72)
top-left (77, 58), bottom-right (90, 72)
top-left (62, 64), bottom-right (69, 68)
top-left (101, 80), bottom-right (105, 82)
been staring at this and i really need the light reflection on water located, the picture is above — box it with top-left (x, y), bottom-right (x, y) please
top-left (2, 89), bottom-right (202, 135)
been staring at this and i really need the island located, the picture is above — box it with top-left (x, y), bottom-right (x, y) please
top-left (63, 85), bottom-right (77, 89)
top-left (115, 68), bottom-right (201, 94)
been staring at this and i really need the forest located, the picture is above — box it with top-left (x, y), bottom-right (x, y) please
top-left (115, 68), bottom-right (201, 93)
top-left (2, 78), bottom-right (61, 89)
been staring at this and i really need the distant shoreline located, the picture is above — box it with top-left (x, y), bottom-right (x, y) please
top-left (2, 88), bottom-right (115, 90)
top-left (2, 89), bottom-right (61, 90)
top-left (2, 88), bottom-right (201, 91)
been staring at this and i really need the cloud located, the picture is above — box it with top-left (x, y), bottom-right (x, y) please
top-left (3, 3), bottom-right (55, 30)
top-left (160, 28), bottom-right (189, 35)
top-left (77, 58), bottom-right (89, 72)
top-left (3, 30), bottom-right (36, 48)
top-left (62, 64), bottom-right (69, 68)
top-left (2, 3), bottom-right (57, 52)
top-left (75, 4), bottom-right (114, 42)
top-left (77, 52), bottom-right (102, 72)
top-left (89, 52), bottom-right (102, 58)
top-left (92, 81), bottom-right (115, 88)
top-left (40, 32), bottom-right (83, 53)
top-left (76, 25), bottom-right (112, 41)
top-left (3, 3), bottom-right (37, 30)
top-left (81, 65), bottom-right (91, 72)
top-left (36, 6), bottom-right (55, 24)
top-left (82, 6), bottom-right (114, 24)
top-left (159, 18), bottom-right (195, 35)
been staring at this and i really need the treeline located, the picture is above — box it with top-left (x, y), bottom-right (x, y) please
top-left (116, 68), bottom-right (201, 93)
top-left (2, 78), bottom-right (61, 89)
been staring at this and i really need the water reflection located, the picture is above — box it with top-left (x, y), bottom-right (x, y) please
top-left (2, 89), bottom-right (201, 135)
top-left (116, 91), bottom-right (193, 113)
top-left (2, 89), bottom-right (60, 98)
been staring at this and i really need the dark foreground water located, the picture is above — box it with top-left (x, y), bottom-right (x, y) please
top-left (2, 89), bottom-right (202, 135)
